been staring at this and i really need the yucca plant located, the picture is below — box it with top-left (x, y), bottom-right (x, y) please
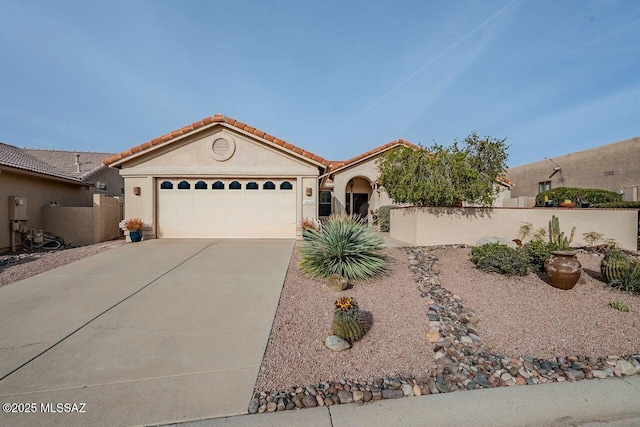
top-left (299, 214), bottom-right (386, 281)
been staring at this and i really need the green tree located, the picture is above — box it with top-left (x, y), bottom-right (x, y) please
top-left (377, 133), bottom-right (509, 207)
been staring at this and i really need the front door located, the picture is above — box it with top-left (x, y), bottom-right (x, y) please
top-left (347, 193), bottom-right (369, 218)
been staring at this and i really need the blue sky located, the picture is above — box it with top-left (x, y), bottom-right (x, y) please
top-left (1, 0), bottom-right (638, 167)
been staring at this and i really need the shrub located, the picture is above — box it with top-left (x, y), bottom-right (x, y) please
top-left (523, 239), bottom-right (554, 272)
top-left (535, 188), bottom-right (622, 207)
top-left (377, 205), bottom-right (393, 232)
top-left (617, 262), bottom-right (640, 294)
top-left (470, 243), bottom-right (529, 276)
top-left (298, 214), bottom-right (386, 281)
top-left (591, 201), bottom-right (640, 208)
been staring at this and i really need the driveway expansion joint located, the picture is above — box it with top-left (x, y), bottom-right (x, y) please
top-left (0, 241), bottom-right (219, 383)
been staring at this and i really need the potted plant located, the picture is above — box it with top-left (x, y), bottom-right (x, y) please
top-left (124, 218), bottom-right (144, 242)
top-left (299, 217), bottom-right (320, 240)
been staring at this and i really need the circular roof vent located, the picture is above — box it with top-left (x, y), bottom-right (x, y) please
top-left (211, 136), bottom-right (235, 161)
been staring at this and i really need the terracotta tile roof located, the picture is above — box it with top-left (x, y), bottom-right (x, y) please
top-left (327, 139), bottom-right (421, 172)
top-left (23, 148), bottom-right (115, 181)
top-left (0, 143), bottom-right (84, 183)
top-left (103, 114), bottom-right (329, 167)
top-left (496, 176), bottom-right (514, 187)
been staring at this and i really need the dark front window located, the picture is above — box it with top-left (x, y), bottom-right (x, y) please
top-left (538, 181), bottom-right (551, 193)
top-left (319, 191), bottom-right (332, 216)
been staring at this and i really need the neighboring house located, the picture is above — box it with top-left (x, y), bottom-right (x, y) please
top-left (104, 114), bottom-right (511, 240)
top-left (0, 143), bottom-right (123, 251)
top-left (506, 136), bottom-right (640, 201)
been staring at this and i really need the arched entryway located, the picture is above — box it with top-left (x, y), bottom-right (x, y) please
top-left (345, 176), bottom-right (373, 220)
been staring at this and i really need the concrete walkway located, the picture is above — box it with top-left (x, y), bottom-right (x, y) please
top-left (173, 375), bottom-right (640, 427)
top-left (0, 239), bottom-right (294, 426)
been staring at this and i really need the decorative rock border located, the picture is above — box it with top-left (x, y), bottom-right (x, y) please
top-left (250, 245), bottom-right (640, 414)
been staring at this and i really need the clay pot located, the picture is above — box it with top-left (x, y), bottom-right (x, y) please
top-left (544, 251), bottom-right (582, 290)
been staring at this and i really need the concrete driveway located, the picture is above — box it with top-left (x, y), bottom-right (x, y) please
top-left (0, 239), bottom-right (294, 426)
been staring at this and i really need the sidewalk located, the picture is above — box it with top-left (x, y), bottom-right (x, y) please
top-left (171, 375), bottom-right (640, 427)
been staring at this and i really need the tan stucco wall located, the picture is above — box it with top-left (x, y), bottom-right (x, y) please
top-left (41, 195), bottom-right (121, 247)
top-left (507, 137), bottom-right (640, 199)
top-left (0, 170), bottom-right (89, 251)
top-left (116, 126), bottom-right (321, 238)
top-left (391, 207), bottom-right (638, 251)
top-left (42, 206), bottom-right (94, 246)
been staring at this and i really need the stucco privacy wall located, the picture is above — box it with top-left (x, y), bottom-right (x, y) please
top-left (42, 195), bottom-right (121, 246)
top-left (391, 207), bottom-right (639, 251)
top-left (1, 172), bottom-right (88, 250)
top-left (118, 127), bottom-right (320, 237)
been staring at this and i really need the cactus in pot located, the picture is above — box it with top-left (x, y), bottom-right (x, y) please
top-left (332, 297), bottom-right (365, 343)
top-left (549, 215), bottom-right (575, 250)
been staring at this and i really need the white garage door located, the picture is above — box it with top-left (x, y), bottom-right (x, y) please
top-left (157, 178), bottom-right (297, 238)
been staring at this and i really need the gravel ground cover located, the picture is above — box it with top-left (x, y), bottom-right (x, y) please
top-left (0, 239), bottom-right (125, 288)
top-left (436, 247), bottom-right (640, 359)
top-left (255, 246), bottom-right (434, 392)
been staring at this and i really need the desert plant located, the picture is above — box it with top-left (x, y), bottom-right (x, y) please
top-left (298, 214), bottom-right (386, 280)
top-left (332, 297), bottom-right (365, 343)
top-left (600, 249), bottom-right (633, 284)
top-left (123, 218), bottom-right (144, 231)
top-left (523, 239), bottom-right (554, 273)
top-left (609, 300), bottom-right (630, 312)
top-left (518, 222), bottom-right (533, 241)
top-left (616, 260), bottom-right (640, 294)
top-left (582, 231), bottom-right (605, 248)
top-left (377, 205), bottom-right (393, 232)
top-left (532, 227), bottom-right (547, 241)
top-left (549, 215), bottom-right (575, 250)
top-left (470, 243), bottom-right (529, 276)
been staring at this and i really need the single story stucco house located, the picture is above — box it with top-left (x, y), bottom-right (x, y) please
top-left (104, 114), bottom-right (511, 239)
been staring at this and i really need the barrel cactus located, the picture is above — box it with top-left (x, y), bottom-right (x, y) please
top-left (332, 297), bottom-right (365, 343)
top-left (600, 249), bottom-right (632, 284)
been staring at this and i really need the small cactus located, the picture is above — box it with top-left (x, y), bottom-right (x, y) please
top-left (332, 297), bottom-right (365, 343)
top-left (549, 215), bottom-right (575, 250)
top-left (600, 249), bottom-right (632, 284)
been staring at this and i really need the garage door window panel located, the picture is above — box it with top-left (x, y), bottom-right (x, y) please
top-left (195, 180), bottom-right (207, 189)
top-left (246, 181), bottom-right (259, 190)
top-left (160, 181), bottom-right (173, 189)
top-left (280, 181), bottom-right (293, 190)
top-left (230, 181), bottom-right (241, 190)
top-left (263, 181), bottom-right (276, 190)
top-left (178, 180), bottom-right (190, 189)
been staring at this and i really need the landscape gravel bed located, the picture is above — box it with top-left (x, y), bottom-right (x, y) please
top-left (436, 247), bottom-right (640, 359)
top-left (252, 244), bottom-right (640, 414)
top-left (0, 239), bottom-right (125, 288)
top-left (254, 246), bottom-right (434, 392)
